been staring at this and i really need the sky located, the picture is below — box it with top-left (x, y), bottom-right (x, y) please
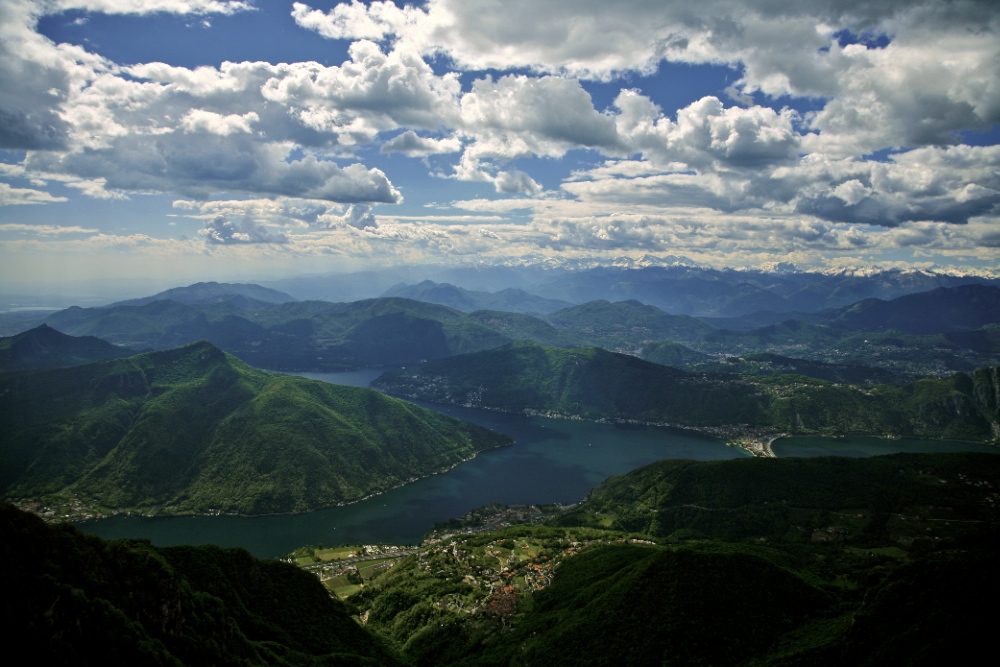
top-left (1, 0), bottom-right (999, 294)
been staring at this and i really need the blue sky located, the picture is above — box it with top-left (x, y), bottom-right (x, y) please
top-left (1, 0), bottom-right (998, 294)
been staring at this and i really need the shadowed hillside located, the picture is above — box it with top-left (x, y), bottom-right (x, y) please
top-left (0, 342), bottom-right (510, 515)
top-left (0, 504), bottom-right (407, 666)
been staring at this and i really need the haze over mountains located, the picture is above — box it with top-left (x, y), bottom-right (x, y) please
top-left (256, 264), bottom-right (1000, 318)
top-left (9, 272), bottom-right (996, 381)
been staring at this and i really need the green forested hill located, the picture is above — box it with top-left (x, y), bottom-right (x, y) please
top-left (374, 341), bottom-right (1000, 440)
top-left (545, 299), bottom-right (715, 350)
top-left (683, 351), bottom-right (898, 384)
top-left (0, 342), bottom-right (510, 514)
top-left (374, 340), bottom-right (766, 426)
top-left (344, 452), bottom-right (1000, 667)
top-left (551, 452), bottom-right (1000, 538)
top-left (0, 503), bottom-right (407, 666)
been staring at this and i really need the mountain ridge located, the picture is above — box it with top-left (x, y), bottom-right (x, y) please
top-left (0, 341), bottom-right (511, 515)
top-left (374, 341), bottom-right (1000, 442)
top-left (107, 281), bottom-right (297, 308)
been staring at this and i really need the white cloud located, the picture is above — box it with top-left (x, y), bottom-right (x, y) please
top-left (49, 1), bottom-right (253, 15)
top-left (831, 179), bottom-right (870, 206)
top-left (259, 40), bottom-right (461, 143)
top-left (173, 197), bottom-right (339, 226)
top-left (380, 130), bottom-right (461, 156)
top-left (0, 0), bottom-right (110, 151)
top-left (26, 136), bottom-right (404, 203)
top-left (494, 169), bottom-right (541, 196)
top-left (181, 109), bottom-right (258, 135)
top-left (201, 215), bottom-right (288, 244)
top-left (0, 182), bottom-right (68, 205)
top-left (1, 0), bottom-right (996, 278)
top-left (296, 0), bottom-right (1000, 156)
top-left (616, 93), bottom-right (801, 170)
top-left (290, 1), bottom-right (416, 41)
top-left (0, 223), bottom-right (93, 234)
top-left (459, 75), bottom-right (621, 160)
top-left (340, 203), bottom-right (377, 229)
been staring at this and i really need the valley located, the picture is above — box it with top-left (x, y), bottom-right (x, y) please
top-left (2, 269), bottom-right (999, 666)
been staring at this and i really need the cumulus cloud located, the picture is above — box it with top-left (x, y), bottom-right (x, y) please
top-left (2, 0), bottom-right (997, 277)
top-left (778, 146), bottom-right (1000, 226)
top-left (296, 0), bottom-right (1000, 155)
top-left (564, 144), bottom-right (1000, 226)
top-left (26, 136), bottom-right (403, 203)
top-left (2, 9), bottom-right (431, 204)
top-left (201, 215), bottom-right (288, 244)
top-left (380, 130), bottom-right (461, 156)
top-left (459, 75), bottom-right (621, 160)
top-left (173, 197), bottom-right (340, 227)
top-left (291, 1), bottom-right (416, 41)
top-left (0, 0), bottom-right (106, 151)
top-left (616, 93), bottom-right (800, 170)
top-left (181, 110), bottom-right (258, 135)
top-left (290, 1), bottom-right (894, 80)
top-left (494, 169), bottom-right (541, 196)
top-left (259, 40), bottom-right (461, 143)
top-left (341, 203), bottom-right (377, 229)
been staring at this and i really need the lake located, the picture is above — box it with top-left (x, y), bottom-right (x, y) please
top-left (79, 370), bottom-right (743, 558)
top-left (79, 371), bottom-right (997, 557)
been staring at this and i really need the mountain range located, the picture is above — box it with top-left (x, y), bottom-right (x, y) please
top-left (27, 282), bottom-right (998, 375)
top-left (262, 264), bottom-right (1000, 318)
top-left (4, 267), bottom-right (1000, 666)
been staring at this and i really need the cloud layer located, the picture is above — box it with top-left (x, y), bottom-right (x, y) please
top-left (0, 0), bottom-right (997, 277)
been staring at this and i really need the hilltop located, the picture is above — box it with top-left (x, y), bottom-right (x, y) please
top-left (108, 281), bottom-right (297, 308)
top-left (382, 280), bottom-right (572, 315)
top-left (0, 342), bottom-right (510, 515)
top-left (0, 324), bottom-right (131, 372)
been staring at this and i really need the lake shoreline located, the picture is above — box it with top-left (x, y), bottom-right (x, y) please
top-left (17, 438), bottom-right (516, 525)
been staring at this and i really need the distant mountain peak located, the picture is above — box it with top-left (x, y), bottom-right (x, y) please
top-left (0, 324), bottom-right (130, 372)
top-left (108, 282), bottom-right (297, 308)
top-left (381, 281), bottom-right (571, 315)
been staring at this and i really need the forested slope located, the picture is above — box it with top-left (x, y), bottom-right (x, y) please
top-left (0, 342), bottom-right (510, 514)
